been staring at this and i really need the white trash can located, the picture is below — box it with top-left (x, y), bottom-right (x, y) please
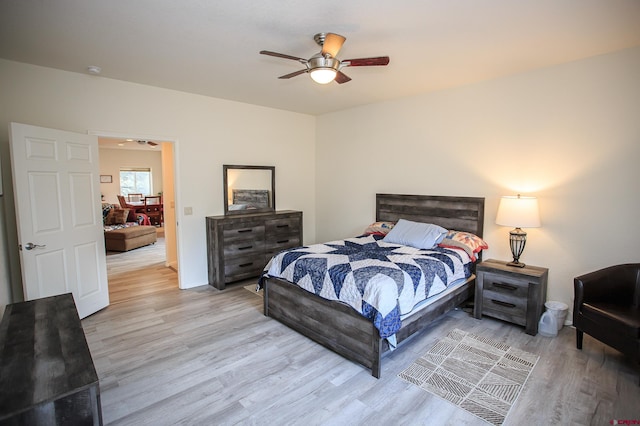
top-left (544, 301), bottom-right (569, 331)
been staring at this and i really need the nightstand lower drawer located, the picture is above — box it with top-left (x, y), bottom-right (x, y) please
top-left (482, 290), bottom-right (527, 326)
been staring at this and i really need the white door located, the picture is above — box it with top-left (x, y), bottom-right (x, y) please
top-left (9, 123), bottom-right (109, 318)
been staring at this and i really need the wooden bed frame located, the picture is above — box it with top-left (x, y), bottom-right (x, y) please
top-left (262, 194), bottom-right (485, 378)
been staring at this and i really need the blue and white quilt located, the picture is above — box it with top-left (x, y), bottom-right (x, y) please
top-left (261, 234), bottom-right (472, 343)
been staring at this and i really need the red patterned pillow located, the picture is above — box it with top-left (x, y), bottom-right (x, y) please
top-left (363, 221), bottom-right (395, 236)
top-left (438, 230), bottom-right (488, 261)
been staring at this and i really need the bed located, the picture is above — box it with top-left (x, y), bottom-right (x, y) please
top-left (260, 194), bottom-right (485, 378)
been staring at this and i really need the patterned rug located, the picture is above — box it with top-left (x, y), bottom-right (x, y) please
top-left (399, 329), bottom-right (538, 425)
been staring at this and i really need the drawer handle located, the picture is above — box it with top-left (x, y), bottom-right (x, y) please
top-left (238, 246), bottom-right (253, 250)
top-left (491, 299), bottom-right (516, 308)
top-left (276, 224), bottom-right (290, 228)
top-left (239, 263), bottom-right (253, 268)
top-left (238, 229), bottom-right (253, 233)
top-left (493, 282), bottom-right (518, 291)
top-left (277, 239), bottom-right (289, 244)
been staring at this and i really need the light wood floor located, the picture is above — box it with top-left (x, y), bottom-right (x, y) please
top-left (83, 242), bottom-right (639, 425)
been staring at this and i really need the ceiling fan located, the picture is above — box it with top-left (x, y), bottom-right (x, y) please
top-left (135, 140), bottom-right (158, 147)
top-left (260, 32), bottom-right (390, 85)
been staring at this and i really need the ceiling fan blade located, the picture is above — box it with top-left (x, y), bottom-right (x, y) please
top-left (278, 69), bottom-right (308, 79)
top-left (260, 50), bottom-right (307, 62)
top-left (147, 141), bottom-right (158, 147)
top-left (334, 71), bottom-right (351, 84)
top-left (321, 33), bottom-right (346, 58)
top-left (343, 56), bottom-right (390, 67)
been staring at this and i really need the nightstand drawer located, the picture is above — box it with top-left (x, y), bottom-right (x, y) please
top-left (483, 272), bottom-right (529, 298)
top-left (482, 290), bottom-right (527, 326)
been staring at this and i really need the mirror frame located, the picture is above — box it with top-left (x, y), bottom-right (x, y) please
top-left (223, 164), bottom-right (276, 215)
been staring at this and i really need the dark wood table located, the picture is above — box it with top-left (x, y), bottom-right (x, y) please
top-left (0, 293), bottom-right (102, 425)
top-left (126, 201), bottom-right (162, 225)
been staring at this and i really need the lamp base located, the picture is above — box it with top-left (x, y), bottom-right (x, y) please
top-left (507, 228), bottom-right (528, 269)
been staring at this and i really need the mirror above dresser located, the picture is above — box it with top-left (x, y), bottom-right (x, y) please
top-left (223, 165), bottom-right (275, 215)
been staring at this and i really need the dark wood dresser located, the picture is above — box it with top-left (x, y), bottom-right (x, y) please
top-left (0, 293), bottom-right (102, 425)
top-left (206, 210), bottom-right (303, 290)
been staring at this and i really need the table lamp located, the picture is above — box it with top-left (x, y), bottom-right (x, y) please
top-left (495, 194), bottom-right (541, 267)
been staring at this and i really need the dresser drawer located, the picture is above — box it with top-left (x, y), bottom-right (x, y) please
top-left (265, 234), bottom-right (301, 252)
top-left (225, 255), bottom-right (267, 281)
top-left (265, 240), bottom-right (301, 262)
top-left (265, 217), bottom-right (301, 236)
top-left (223, 239), bottom-right (265, 257)
top-left (223, 224), bottom-right (265, 242)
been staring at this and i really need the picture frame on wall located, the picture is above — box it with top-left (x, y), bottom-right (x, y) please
top-left (100, 175), bottom-right (112, 183)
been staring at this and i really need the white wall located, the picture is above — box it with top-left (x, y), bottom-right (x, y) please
top-left (0, 59), bottom-right (316, 302)
top-left (98, 147), bottom-right (163, 205)
top-left (316, 46), bottom-right (640, 316)
top-left (1, 47), bottom-right (638, 318)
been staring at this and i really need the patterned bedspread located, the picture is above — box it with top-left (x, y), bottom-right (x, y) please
top-left (261, 234), bottom-right (472, 340)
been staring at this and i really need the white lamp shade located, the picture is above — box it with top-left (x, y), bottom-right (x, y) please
top-left (309, 68), bottom-right (337, 84)
top-left (496, 195), bottom-right (541, 228)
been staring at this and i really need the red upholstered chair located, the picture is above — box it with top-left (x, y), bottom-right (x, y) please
top-left (117, 195), bottom-right (128, 209)
top-left (574, 264), bottom-right (640, 384)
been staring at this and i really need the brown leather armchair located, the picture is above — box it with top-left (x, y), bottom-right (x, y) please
top-left (574, 264), bottom-right (640, 379)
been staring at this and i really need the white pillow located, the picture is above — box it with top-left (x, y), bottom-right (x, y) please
top-left (382, 219), bottom-right (448, 249)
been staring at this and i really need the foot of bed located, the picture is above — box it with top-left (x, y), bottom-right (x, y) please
top-left (371, 364), bottom-right (381, 378)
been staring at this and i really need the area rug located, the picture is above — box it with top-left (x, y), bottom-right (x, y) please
top-left (399, 328), bottom-right (538, 425)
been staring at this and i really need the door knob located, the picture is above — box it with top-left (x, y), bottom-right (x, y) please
top-left (24, 242), bottom-right (46, 250)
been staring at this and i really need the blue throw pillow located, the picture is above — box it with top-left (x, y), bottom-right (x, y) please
top-left (383, 219), bottom-right (447, 249)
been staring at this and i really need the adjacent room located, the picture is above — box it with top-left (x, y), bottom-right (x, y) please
top-left (0, 1), bottom-right (639, 425)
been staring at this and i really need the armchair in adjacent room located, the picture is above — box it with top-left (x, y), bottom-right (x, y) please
top-left (573, 263), bottom-right (640, 381)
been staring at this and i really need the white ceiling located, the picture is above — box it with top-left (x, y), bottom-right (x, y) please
top-left (98, 137), bottom-right (163, 151)
top-left (1, 1), bottom-right (640, 115)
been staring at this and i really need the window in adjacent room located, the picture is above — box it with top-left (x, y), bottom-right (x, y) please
top-left (120, 168), bottom-right (152, 196)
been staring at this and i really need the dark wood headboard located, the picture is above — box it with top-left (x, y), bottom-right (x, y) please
top-left (376, 194), bottom-right (485, 237)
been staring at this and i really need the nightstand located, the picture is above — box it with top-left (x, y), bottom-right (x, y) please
top-left (474, 259), bottom-right (549, 335)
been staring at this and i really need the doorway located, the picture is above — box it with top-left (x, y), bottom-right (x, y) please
top-left (95, 132), bottom-right (179, 292)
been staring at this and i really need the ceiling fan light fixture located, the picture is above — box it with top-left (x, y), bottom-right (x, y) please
top-left (260, 33), bottom-right (389, 85)
top-left (308, 56), bottom-right (340, 84)
top-left (310, 68), bottom-right (337, 84)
